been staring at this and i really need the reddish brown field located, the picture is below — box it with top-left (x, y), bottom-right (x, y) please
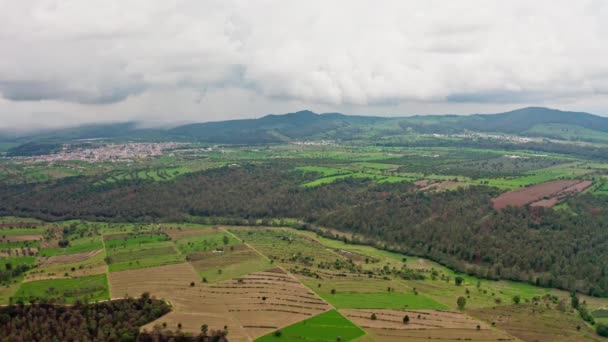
top-left (530, 180), bottom-right (593, 208)
top-left (492, 180), bottom-right (581, 210)
top-left (530, 198), bottom-right (561, 208)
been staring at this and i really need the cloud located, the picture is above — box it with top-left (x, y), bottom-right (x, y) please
top-left (0, 0), bottom-right (607, 128)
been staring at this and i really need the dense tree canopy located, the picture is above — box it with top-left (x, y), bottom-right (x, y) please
top-left (0, 296), bottom-right (170, 341)
top-left (2, 164), bottom-right (607, 296)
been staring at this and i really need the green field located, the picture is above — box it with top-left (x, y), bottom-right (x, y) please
top-left (198, 254), bottom-right (273, 283)
top-left (96, 167), bottom-right (193, 185)
top-left (256, 310), bottom-right (365, 342)
top-left (175, 232), bottom-right (240, 254)
top-left (0, 256), bottom-right (36, 271)
top-left (0, 227), bottom-right (45, 236)
top-left (39, 236), bottom-right (104, 257)
top-left (320, 292), bottom-right (447, 310)
top-left (105, 233), bottom-right (184, 272)
top-left (13, 274), bottom-right (109, 304)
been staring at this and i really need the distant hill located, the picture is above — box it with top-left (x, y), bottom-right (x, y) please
top-left (169, 110), bottom-right (387, 144)
top-left (460, 107), bottom-right (608, 134)
top-left (4, 107), bottom-right (608, 150)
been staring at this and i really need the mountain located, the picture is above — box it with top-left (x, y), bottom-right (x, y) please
top-left (4, 107), bottom-right (608, 149)
top-left (168, 110), bottom-right (387, 144)
top-left (460, 107), bottom-right (608, 134)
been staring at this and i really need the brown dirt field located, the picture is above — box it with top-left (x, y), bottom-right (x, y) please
top-left (40, 240), bottom-right (59, 248)
top-left (492, 180), bottom-right (580, 210)
top-left (468, 304), bottom-right (597, 342)
top-left (162, 226), bottom-right (221, 240)
top-left (365, 327), bottom-right (519, 341)
top-left (141, 311), bottom-right (250, 342)
top-left (414, 179), bottom-right (431, 187)
top-left (341, 309), bottom-right (494, 330)
top-left (420, 181), bottom-right (459, 192)
top-left (265, 267), bottom-right (287, 274)
top-left (0, 234), bottom-right (43, 242)
top-left (530, 180), bottom-right (593, 208)
top-left (111, 264), bottom-right (329, 340)
top-left (36, 249), bottom-right (103, 267)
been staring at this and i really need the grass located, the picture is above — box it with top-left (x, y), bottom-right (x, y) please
top-left (13, 274), bottom-right (109, 304)
top-left (296, 166), bottom-right (352, 177)
top-left (0, 256), bottom-right (36, 271)
top-left (107, 243), bottom-right (184, 272)
top-left (104, 233), bottom-right (170, 249)
top-left (39, 236), bottom-right (104, 257)
top-left (319, 292), bottom-right (448, 310)
top-left (0, 240), bottom-right (40, 248)
top-left (96, 167), bottom-right (193, 185)
top-left (105, 233), bottom-right (184, 272)
top-left (26, 250), bottom-right (106, 280)
top-left (256, 310), bottom-right (365, 342)
top-left (301, 172), bottom-right (414, 187)
top-left (175, 233), bottom-right (240, 254)
top-left (475, 162), bottom-right (594, 189)
top-left (198, 255), bottom-right (273, 283)
top-left (0, 227), bottom-right (45, 236)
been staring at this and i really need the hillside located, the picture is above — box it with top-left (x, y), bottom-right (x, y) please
top-left (4, 107), bottom-right (608, 150)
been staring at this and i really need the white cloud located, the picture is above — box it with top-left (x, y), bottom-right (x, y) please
top-left (0, 0), bottom-right (607, 128)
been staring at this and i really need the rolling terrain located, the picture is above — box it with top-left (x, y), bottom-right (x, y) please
top-left (1, 107), bottom-right (608, 340)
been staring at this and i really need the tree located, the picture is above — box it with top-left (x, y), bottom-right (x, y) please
top-left (274, 330), bottom-right (283, 337)
top-left (571, 291), bottom-right (580, 309)
top-left (597, 324), bottom-right (608, 337)
top-left (512, 295), bottom-right (521, 304)
top-left (371, 313), bottom-right (377, 320)
top-left (457, 296), bottom-right (466, 309)
top-left (223, 235), bottom-right (229, 245)
top-left (201, 324), bottom-right (208, 337)
top-left (455, 276), bottom-right (464, 286)
top-left (403, 315), bottom-right (409, 324)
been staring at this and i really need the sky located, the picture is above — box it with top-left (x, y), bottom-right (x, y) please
top-left (1, 0), bottom-right (608, 130)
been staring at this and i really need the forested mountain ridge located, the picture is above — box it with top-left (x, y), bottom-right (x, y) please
top-left (4, 107), bottom-right (608, 148)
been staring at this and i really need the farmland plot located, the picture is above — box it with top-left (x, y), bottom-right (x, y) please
top-left (492, 179), bottom-right (585, 209)
top-left (341, 309), bottom-right (514, 341)
top-left (111, 263), bottom-right (330, 341)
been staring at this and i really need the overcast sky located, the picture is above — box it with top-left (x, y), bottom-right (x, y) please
top-left (1, 0), bottom-right (608, 130)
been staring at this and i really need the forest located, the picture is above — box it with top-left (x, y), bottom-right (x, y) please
top-left (2, 164), bottom-right (607, 297)
top-left (0, 295), bottom-right (170, 341)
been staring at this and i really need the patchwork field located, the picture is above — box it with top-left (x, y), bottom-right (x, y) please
top-left (111, 264), bottom-right (331, 340)
top-left (13, 274), bottom-right (109, 304)
top-left (1, 220), bottom-right (607, 341)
